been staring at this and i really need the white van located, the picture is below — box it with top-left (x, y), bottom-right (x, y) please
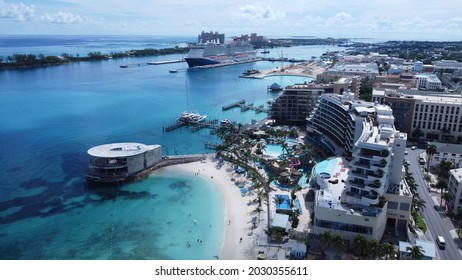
top-left (436, 236), bottom-right (446, 249)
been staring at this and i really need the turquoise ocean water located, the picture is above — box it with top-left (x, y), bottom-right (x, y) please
top-left (0, 35), bottom-right (342, 259)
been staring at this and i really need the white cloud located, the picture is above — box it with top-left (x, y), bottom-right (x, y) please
top-left (232, 3), bottom-right (285, 21)
top-left (331, 12), bottom-right (353, 22)
top-left (0, 1), bottom-right (35, 21)
top-left (40, 11), bottom-right (90, 24)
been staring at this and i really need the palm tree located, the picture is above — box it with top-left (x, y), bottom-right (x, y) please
top-left (331, 234), bottom-right (348, 255)
top-left (437, 160), bottom-right (453, 179)
top-left (379, 242), bottom-right (396, 260)
top-left (352, 235), bottom-right (368, 259)
top-left (281, 141), bottom-right (289, 155)
top-left (441, 192), bottom-right (453, 209)
top-left (318, 231), bottom-right (333, 256)
top-left (406, 245), bottom-right (425, 260)
top-left (251, 206), bottom-right (264, 224)
top-left (435, 179), bottom-right (448, 206)
top-left (425, 144), bottom-right (437, 171)
top-left (412, 197), bottom-right (427, 212)
top-left (367, 239), bottom-right (382, 260)
top-left (273, 195), bottom-right (286, 209)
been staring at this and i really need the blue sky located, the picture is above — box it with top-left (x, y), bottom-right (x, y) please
top-left (1, 0), bottom-right (462, 40)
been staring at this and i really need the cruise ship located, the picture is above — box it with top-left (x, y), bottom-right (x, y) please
top-left (184, 39), bottom-right (257, 68)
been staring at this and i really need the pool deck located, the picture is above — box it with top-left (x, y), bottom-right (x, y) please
top-left (313, 157), bottom-right (350, 210)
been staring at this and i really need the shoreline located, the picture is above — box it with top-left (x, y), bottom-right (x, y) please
top-left (155, 155), bottom-right (260, 260)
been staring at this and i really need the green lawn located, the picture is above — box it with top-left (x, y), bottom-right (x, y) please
top-left (414, 212), bottom-right (427, 233)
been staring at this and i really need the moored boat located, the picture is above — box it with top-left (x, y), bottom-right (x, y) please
top-left (177, 111), bottom-right (207, 124)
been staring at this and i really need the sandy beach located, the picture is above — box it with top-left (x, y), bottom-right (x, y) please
top-left (157, 155), bottom-right (261, 260)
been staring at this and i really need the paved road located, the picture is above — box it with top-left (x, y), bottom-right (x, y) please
top-left (406, 147), bottom-right (462, 260)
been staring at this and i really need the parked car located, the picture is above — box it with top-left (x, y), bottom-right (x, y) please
top-left (411, 146), bottom-right (417, 150)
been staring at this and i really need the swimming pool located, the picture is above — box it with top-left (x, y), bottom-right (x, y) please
top-left (274, 194), bottom-right (291, 210)
top-left (264, 140), bottom-right (299, 158)
top-left (312, 157), bottom-right (341, 178)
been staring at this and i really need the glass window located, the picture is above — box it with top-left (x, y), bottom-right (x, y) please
top-left (388, 201), bottom-right (398, 209)
top-left (399, 203), bottom-right (410, 211)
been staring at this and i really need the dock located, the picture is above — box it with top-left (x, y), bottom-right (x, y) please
top-left (222, 99), bottom-right (246, 110)
top-left (190, 119), bottom-right (219, 132)
top-left (163, 122), bottom-right (185, 132)
top-left (120, 59), bottom-right (184, 68)
top-left (147, 59), bottom-right (184, 65)
top-left (163, 119), bottom-right (219, 133)
top-left (240, 103), bottom-right (253, 112)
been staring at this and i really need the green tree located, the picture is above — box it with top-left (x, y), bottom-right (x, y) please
top-left (352, 235), bottom-right (368, 259)
top-left (359, 77), bottom-right (373, 101)
top-left (273, 195), bottom-right (286, 209)
top-left (318, 231), bottom-right (333, 256)
top-left (406, 245), bottom-right (425, 260)
top-left (367, 239), bottom-right (381, 260)
top-left (412, 197), bottom-right (427, 212)
top-left (425, 144), bottom-right (437, 171)
top-left (379, 242), bottom-right (396, 260)
top-left (436, 161), bottom-right (453, 179)
top-left (331, 234), bottom-right (348, 255)
top-left (441, 192), bottom-right (453, 209)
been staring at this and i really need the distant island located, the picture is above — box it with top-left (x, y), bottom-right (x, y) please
top-left (2, 37), bottom-right (462, 69)
top-left (0, 46), bottom-right (189, 69)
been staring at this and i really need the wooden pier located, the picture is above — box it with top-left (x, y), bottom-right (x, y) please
top-left (164, 119), bottom-right (219, 133)
top-left (222, 99), bottom-right (245, 110)
top-left (190, 119), bottom-right (219, 132)
top-left (240, 103), bottom-right (253, 112)
top-left (163, 122), bottom-right (185, 132)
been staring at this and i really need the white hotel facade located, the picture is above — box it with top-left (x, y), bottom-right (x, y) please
top-left (307, 94), bottom-right (412, 241)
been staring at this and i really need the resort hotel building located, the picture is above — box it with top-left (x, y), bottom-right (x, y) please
top-left (307, 93), bottom-right (412, 241)
top-left (269, 83), bottom-right (324, 124)
top-left (306, 92), bottom-right (376, 155)
top-left (269, 79), bottom-right (360, 126)
top-left (86, 143), bottom-right (162, 184)
top-left (372, 88), bottom-right (462, 142)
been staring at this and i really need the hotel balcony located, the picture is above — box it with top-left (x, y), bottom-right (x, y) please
top-left (342, 197), bottom-right (383, 217)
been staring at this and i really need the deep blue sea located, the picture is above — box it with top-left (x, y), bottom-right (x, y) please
top-left (0, 35), bottom-right (343, 259)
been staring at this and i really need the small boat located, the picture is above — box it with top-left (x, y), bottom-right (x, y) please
top-left (242, 67), bottom-right (260, 75)
top-left (120, 65), bottom-right (128, 68)
top-left (169, 69), bottom-right (178, 73)
top-left (220, 119), bottom-right (233, 127)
